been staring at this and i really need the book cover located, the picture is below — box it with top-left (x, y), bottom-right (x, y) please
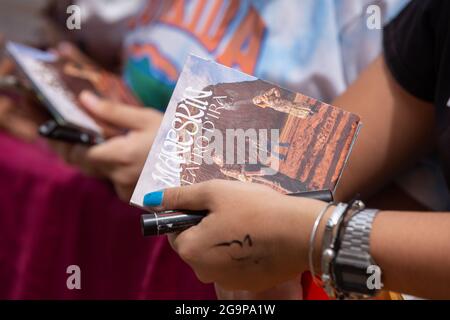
top-left (131, 55), bottom-right (361, 208)
top-left (6, 41), bottom-right (141, 137)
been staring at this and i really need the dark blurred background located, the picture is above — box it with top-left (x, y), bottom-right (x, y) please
top-left (0, 0), bottom-right (133, 70)
top-left (0, 0), bottom-right (63, 47)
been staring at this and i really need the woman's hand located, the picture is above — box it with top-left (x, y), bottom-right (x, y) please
top-left (143, 180), bottom-right (327, 292)
top-left (52, 91), bottom-right (163, 201)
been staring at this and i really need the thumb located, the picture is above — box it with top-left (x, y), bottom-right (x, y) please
top-left (79, 90), bottom-right (160, 130)
top-left (143, 182), bottom-right (214, 211)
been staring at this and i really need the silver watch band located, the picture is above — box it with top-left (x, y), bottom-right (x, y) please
top-left (334, 209), bottom-right (380, 298)
top-left (340, 209), bottom-right (378, 254)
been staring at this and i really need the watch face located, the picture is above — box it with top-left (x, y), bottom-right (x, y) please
top-left (333, 263), bottom-right (378, 295)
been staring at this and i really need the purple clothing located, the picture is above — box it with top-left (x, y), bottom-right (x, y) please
top-left (0, 132), bottom-right (214, 299)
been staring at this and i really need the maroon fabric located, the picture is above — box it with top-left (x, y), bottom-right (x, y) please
top-left (0, 132), bottom-right (215, 299)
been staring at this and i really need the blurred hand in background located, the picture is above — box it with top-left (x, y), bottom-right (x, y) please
top-left (51, 90), bottom-right (162, 202)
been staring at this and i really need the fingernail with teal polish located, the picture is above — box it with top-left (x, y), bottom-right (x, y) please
top-left (143, 190), bottom-right (164, 207)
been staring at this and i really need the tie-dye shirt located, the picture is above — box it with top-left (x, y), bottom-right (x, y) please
top-left (123, 0), bottom-right (408, 111)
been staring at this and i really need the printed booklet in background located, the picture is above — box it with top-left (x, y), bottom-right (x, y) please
top-left (131, 55), bottom-right (361, 209)
top-left (6, 41), bottom-right (141, 142)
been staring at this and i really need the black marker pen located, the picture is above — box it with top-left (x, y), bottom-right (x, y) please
top-left (39, 120), bottom-right (104, 145)
top-left (141, 189), bottom-right (333, 236)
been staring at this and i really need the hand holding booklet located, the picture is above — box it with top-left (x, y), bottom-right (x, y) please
top-left (5, 41), bottom-right (141, 144)
top-left (131, 55), bottom-right (361, 235)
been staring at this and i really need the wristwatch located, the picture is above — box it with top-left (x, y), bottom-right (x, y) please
top-left (333, 209), bottom-right (381, 298)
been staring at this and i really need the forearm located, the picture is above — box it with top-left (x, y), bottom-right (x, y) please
top-left (332, 56), bottom-right (435, 201)
top-left (371, 211), bottom-right (450, 299)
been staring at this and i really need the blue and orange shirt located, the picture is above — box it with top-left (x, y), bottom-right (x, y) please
top-left (122, 0), bottom-right (408, 111)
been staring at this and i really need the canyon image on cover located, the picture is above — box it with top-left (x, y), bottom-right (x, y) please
top-left (131, 55), bottom-right (360, 208)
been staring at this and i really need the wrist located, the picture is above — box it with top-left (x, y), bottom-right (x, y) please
top-left (310, 201), bottom-right (383, 299)
top-left (283, 197), bottom-right (334, 275)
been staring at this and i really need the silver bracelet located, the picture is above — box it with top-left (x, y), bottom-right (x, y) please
top-left (321, 203), bottom-right (348, 298)
top-left (308, 202), bottom-right (334, 286)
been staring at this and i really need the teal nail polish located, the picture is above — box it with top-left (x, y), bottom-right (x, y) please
top-left (143, 191), bottom-right (164, 207)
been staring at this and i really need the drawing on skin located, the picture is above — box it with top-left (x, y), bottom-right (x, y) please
top-left (213, 235), bottom-right (263, 263)
top-left (213, 234), bottom-right (253, 248)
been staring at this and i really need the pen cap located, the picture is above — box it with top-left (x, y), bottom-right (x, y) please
top-left (289, 190), bottom-right (333, 202)
top-left (141, 214), bottom-right (159, 237)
